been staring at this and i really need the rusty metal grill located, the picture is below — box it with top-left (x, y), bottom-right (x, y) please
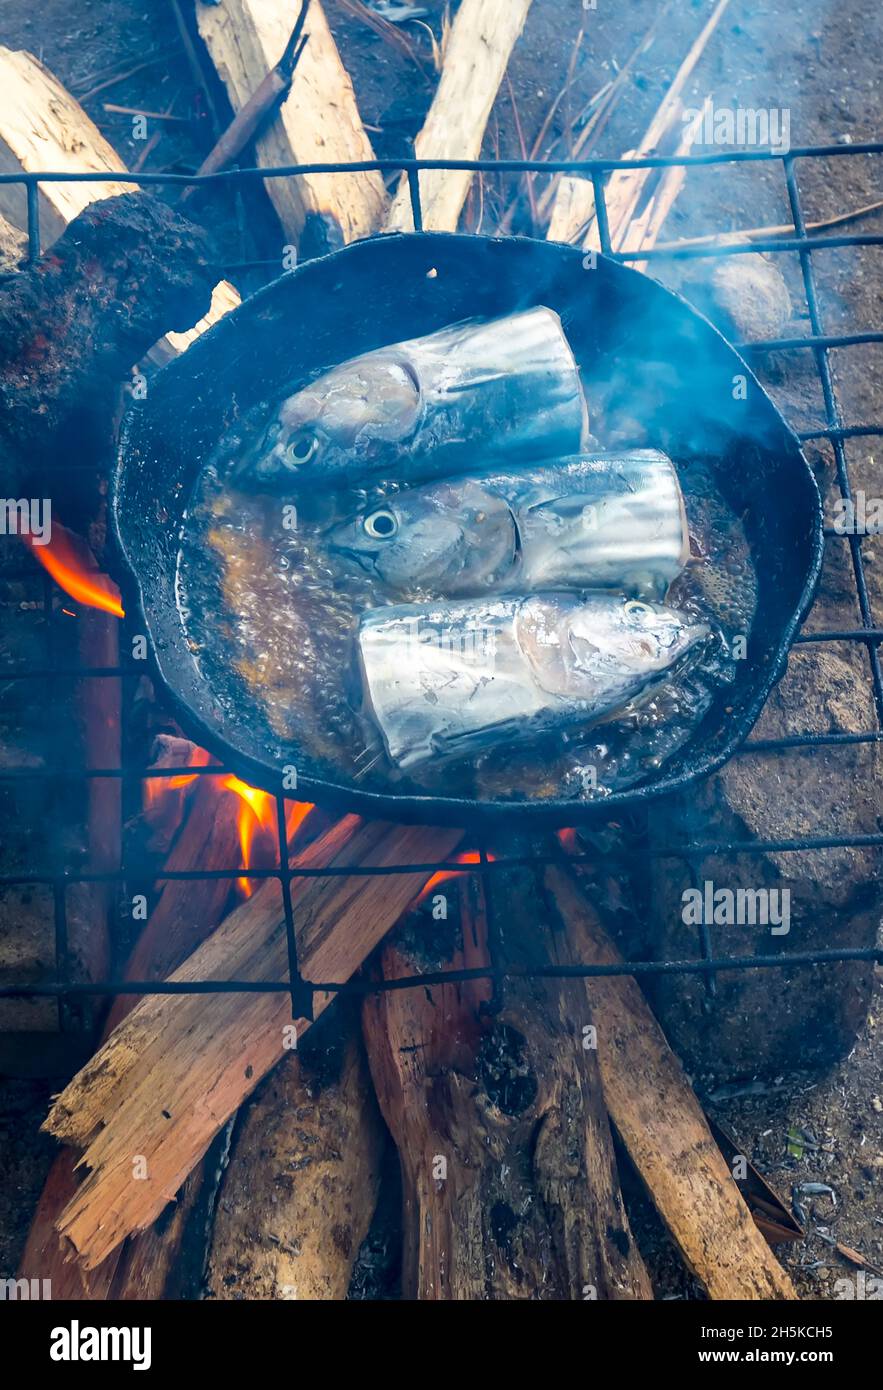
top-left (1, 141), bottom-right (882, 1023)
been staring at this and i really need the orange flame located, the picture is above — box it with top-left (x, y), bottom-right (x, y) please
top-left (143, 747), bottom-right (315, 900)
top-left (23, 523), bottom-right (125, 618)
top-left (413, 850), bottom-right (494, 906)
top-left (220, 774), bottom-right (277, 898)
top-left (285, 799), bottom-right (315, 844)
top-left (143, 745), bottom-right (213, 811)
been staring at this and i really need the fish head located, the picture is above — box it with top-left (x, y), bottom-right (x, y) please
top-left (327, 481), bottom-right (518, 596)
top-left (237, 351), bottom-right (423, 486)
top-left (520, 594), bottom-right (710, 704)
top-left (579, 595), bottom-right (710, 677)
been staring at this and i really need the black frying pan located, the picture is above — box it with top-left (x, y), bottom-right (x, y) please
top-left (110, 232), bottom-right (823, 826)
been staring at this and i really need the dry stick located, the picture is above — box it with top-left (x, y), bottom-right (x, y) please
top-left (181, 0), bottom-right (313, 194)
top-left (19, 748), bottom-right (241, 1299)
top-left (196, 0), bottom-right (387, 244)
top-left (544, 865), bottom-right (797, 1301)
top-left (45, 819), bottom-right (464, 1268)
top-left (535, 2), bottom-right (671, 228)
top-left (362, 871), bottom-right (652, 1300)
top-left (584, 0), bottom-right (732, 252)
top-left (385, 0), bottom-right (534, 231)
top-left (650, 198), bottom-right (883, 251)
top-left (505, 74), bottom-right (538, 230)
top-left (333, 0), bottom-right (427, 71)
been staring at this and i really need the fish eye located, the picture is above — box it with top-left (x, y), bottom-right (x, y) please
top-left (625, 600), bottom-right (653, 621)
top-left (363, 508), bottom-right (398, 540)
top-left (285, 431), bottom-right (320, 466)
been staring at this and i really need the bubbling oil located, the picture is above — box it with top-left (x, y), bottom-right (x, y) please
top-left (178, 448), bottom-right (758, 803)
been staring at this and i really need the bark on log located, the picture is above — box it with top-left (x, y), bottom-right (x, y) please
top-left (386, 0), bottom-right (534, 232)
top-left (206, 1003), bottom-right (386, 1300)
top-left (362, 864), bottom-right (651, 1300)
top-left (44, 818), bottom-right (463, 1267)
top-left (0, 193), bottom-right (217, 471)
top-left (196, 0), bottom-right (388, 248)
top-left (543, 864), bottom-right (797, 1301)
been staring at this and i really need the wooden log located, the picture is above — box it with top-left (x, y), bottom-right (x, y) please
top-left (546, 175), bottom-right (595, 246)
top-left (0, 193), bottom-right (218, 471)
top-left (386, 0), bottom-right (534, 232)
top-left (543, 864), bottom-right (797, 1301)
top-left (18, 759), bottom-right (244, 1298)
top-left (45, 818), bottom-right (463, 1267)
top-left (206, 1003), bottom-right (386, 1300)
top-left (0, 47), bottom-right (239, 355)
top-left (0, 47), bottom-right (134, 243)
top-left (362, 866), bottom-right (651, 1300)
top-left (196, 0), bottom-right (388, 247)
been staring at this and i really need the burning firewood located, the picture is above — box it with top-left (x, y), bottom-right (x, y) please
top-left (195, 0), bottom-right (388, 248)
top-left (385, 0), bottom-right (534, 232)
top-left (543, 864), bottom-right (797, 1301)
top-left (43, 818), bottom-right (463, 1268)
top-left (362, 862), bottom-right (652, 1299)
top-left (18, 743), bottom-right (246, 1298)
top-left (206, 1003), bottom-right (386, 1301)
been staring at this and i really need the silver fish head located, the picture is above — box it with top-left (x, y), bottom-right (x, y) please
top-left (522, 593), bottom-right (710, 702)
top-left (326, 480), bottom-right (517, 595)
top-left (237, 351), bottom-right (423, 485)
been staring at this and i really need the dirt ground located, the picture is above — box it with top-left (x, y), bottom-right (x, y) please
top-left (0, 0), bottom-right (880, 1299)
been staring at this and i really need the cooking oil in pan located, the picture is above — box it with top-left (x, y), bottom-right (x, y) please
top-left (177, 448), bottom-right (757, 804)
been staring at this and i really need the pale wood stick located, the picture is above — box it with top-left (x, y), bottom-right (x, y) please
top-left (544, 865), bottom-right (797, 1301)
top-left (196, 0), bottom-right (388, 244)
top-left (0, 46), bottom-right (239, 353)
top-left (386, 0), bottom-right (534, 232)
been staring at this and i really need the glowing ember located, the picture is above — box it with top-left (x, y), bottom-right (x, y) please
top-left (22, 523), bottom-right (125, 618)
top-left (556, 828), bottom-right (578, 853)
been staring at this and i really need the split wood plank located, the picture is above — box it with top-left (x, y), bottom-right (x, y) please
top-left (386, 0), bottom-right (534, 232)
top-left (544, 864), bottom-right (797, 1301)
top-left (45, 817), bottom-right (463, 1268)
top-left (19, 754), bottom-right (243, 1299)
top-left (196, 0), bottom-right (388, 245)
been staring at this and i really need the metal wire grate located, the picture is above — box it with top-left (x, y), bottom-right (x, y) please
top-left (1, 141), bottom-right (882, 1020)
